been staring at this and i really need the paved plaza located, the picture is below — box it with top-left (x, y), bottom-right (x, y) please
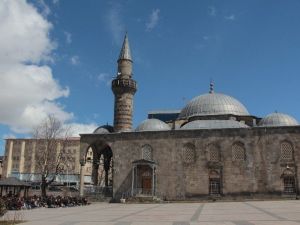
top-left (5, 200), bottom-right (300, 225)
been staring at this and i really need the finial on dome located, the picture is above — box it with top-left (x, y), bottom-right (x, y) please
top-left (209, 79), bottom-right (214, 94)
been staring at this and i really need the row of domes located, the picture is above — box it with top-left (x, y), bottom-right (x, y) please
top-left (132, 111), bottom-right (299, 132)
top-left (94, 91), bottom-right (298, 133)
top-left (94, 113), bottom-right (299, 134)
top-left (94, 112), bottom-right (298, 133)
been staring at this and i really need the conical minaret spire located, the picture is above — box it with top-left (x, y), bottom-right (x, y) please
top-left (116, 33), bottom-right (133, 79)
top-left (118, 33), bottom-right (132, 62)
top-left (112, 33), bottom-right (137, 132)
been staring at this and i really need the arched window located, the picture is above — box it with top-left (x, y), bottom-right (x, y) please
top-left (280, 142), bottom-right (293, 160)
top-left (209, 145), bottom-right (220, 162)
top-left (182, 143), bottom-right (196, 164)
top-left (232, 143), bottom-right (245, 161)
top-left (141, 145), bottom-right (152, 160)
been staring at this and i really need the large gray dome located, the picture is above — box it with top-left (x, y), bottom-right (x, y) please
top-left (259, 113), bottom-right (299, 127)
top-left (135, 119), bottom-right (170, 132)
top-left (180, 120), bottom-right (249, 130)
top-left (179, 93), bottom-right (249, 119)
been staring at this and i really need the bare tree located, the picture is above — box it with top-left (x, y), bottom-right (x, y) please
top-left (32, 115), bottom-right (72, 197)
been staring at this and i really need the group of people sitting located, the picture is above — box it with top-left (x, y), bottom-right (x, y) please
top-left (2, 195), bottom-right (89, 210)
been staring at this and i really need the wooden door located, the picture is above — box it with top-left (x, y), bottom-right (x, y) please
top-left (142, 177), bottom-right (152, 194)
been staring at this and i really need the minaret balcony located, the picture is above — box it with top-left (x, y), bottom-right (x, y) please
top-left (112, 78), bottom-right (137, 94)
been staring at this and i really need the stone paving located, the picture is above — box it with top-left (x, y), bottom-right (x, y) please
top-left (4, 200), bottom-right (300, 225)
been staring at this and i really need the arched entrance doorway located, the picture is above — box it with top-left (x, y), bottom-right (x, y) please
top-left (131, 159), bottom-right (157, 197)
top-left (91, 145), bottom-right (113, 187)
top-left (83, 143), bottom-right (113, 198)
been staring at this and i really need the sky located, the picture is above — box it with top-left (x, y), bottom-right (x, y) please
top-left (1, 0), bottom-right (300, 154)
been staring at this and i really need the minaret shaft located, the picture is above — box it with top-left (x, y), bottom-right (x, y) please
top-left (113, 92), bottom-right (134, 130)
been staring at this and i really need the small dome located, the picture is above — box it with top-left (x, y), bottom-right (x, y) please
top-left (179, 93), bottom-right (249, 119)
top-left (259, 113), bottom-right (299, 127)
top-left (135, 119), bottom-right (170, 132)
top-left (93, 125), bottom-right (114, 134)
top-left (180, 120), bottom-right (249, 130)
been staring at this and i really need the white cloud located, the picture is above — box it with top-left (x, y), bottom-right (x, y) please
top-left (97, 73), bottom-right (112, 86)
top-left (14, 101), bottom-right (72, 133)
top-left (36, 0), bottom-right (51, 17)
top-left (0, 0), bottom-right (72, 133)
top-left (225, 14), bottom-right (236, 21)
top-left (0, 1), bottom-right (54, 64)
top-left (64, 31), bottom-right (72, 44)
top-left (0, 0), bottom-right (106, 137)
top-left (146, 9), bottom-right (160, 31)
top-left (208, 6), bottom-right (216, 16)
top-left (52, 0), bottom-right (59, 5)
top-left (67, 123), bottom-right (98, 137)
top-left (106, 2), bottom-right (124, 44)
top-left (70, 55), bottom-right (79, 65)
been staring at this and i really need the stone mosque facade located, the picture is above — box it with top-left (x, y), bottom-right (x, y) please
top-left (79, 34), bottom-right (300, 201)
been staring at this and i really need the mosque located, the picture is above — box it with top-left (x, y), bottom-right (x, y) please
top-left (79, 34), bottom-right (300, 200)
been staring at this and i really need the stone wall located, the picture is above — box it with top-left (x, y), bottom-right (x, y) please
top-left (80, 126), bottom-right (300, 200)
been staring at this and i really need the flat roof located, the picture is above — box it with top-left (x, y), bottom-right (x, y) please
top-left (148, 110), bottom-right (181, 114)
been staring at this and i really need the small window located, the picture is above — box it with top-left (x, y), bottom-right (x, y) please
top-left (141, 145), bottom-right (152, 160)
top-left (209, 149), bottom-right (220, 162)
top-left (232, 143), bottom-right (245, 161)
top-left (182, 144), bottom-right (196, 164)
top-left (281, 142), bottom-right (293, 160)
top-left (207, 144), bottom-right (220, 162)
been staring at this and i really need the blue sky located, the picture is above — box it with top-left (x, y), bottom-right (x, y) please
top-left (1, 0), bottom-right (300, 154)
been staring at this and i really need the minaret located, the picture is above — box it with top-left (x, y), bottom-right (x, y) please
top-left (111, 33), bottom-right (137, 132)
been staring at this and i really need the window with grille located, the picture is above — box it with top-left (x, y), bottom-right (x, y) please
top-left (283, 176), bottom-right (295, 194)
top-left (142, 145), bottom-right (152, 160)
top-left (183, 144), bottom-right (195, 164)
top-left (232, 143), bottom-right (245, 161)
top-left (209, 146), bottom-right (220, 162)
top-left (209, 178), bottom-right (221, 195)
top-left (281, 142), bottom-right (293, 160)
